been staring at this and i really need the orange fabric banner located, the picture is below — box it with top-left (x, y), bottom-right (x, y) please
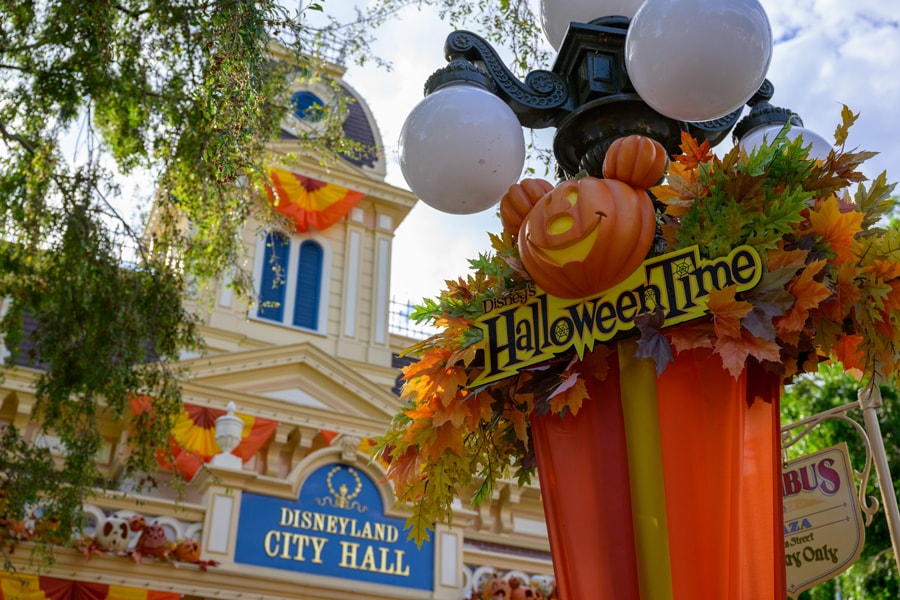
top-left (266, 167), bottom-right (364, 232)
top-left (530, 349), bottom-right (641, 599)
top-left (530, 343), bottom-right (784, 600)
top-left (655, 347), bottom-right (783, 598)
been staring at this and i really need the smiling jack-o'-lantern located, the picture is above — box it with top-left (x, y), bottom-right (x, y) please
top-left (517, 176), bottom-right (656, 298)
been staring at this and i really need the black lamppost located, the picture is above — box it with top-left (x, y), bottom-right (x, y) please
top-left (393, 1), bottom-right (839, 600)
top-left (397, 0), bottom-right (830, 215)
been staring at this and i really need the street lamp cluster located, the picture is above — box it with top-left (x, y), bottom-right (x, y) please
top-left (398, 0), bottom-right (831, 215)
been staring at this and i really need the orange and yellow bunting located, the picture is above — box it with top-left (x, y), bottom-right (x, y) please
top-left (266, 167), bottom-right (364, 232)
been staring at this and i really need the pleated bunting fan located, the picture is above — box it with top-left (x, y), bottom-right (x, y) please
top-left (265, 167), bottom-right (364, 232)
top-left (0, 574), bottom-right (180, 600)
top-left (130, 397), bottom-right (277, 481)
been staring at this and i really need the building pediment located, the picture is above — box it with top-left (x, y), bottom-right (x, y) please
top-left (182, 342), bottom-right (400, 423)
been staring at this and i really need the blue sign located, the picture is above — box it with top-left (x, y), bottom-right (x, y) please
top-left (234, 464), bottom-right (434, 590)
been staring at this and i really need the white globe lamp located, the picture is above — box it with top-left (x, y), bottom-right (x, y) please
top-left (399, 81), bottom-right (526, 215)
top-left (540, 0), bottom-right (646, 50)
top-left (625, 0), bottom-right (773, 122)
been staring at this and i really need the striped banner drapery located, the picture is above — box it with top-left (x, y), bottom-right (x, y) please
top-left (266, 167), bottom-right (364, 232)
top-left (129, 397), bottom-right (278, 481)
top-left (531, 340), bottom-right (784, 600)
top-left (166, 403), bottom-right (278, 480)
top-left (0, 574), bottom-right (180, 600)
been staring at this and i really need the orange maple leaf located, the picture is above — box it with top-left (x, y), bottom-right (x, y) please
top-left (832, 335), bottom-right (865, 380)
top-left (819, 261), bottom-right (861, 322)
top-left (580, 344), bottom-right (613, 383)
top-left (402, 347), bottom-right (452, 381)
top-left (766, 247), bottom-right (809, 271)
top-left (385, 446), bottom-right (422, 494)
top-left (404, 400), bottom-right (434, 423)
top-left (504, 402), bottom-right (531, 444)
top-left (774, 308), bottom-right (807, 337)
top-left (707, 285), bottom-right (752, 340)
top-left (426, 422), bottom-right (465, 459)
top-left (675, 132), bottom-right (714, 169)
top-left (867, 258), bottom-right (900, 282)
top-left (774, 261), bottom-right (832, 341)
top-left (668, 319), bottom-right (715, 354)
top-left (548, 373), bottom-right (589, 416)
top-left (789, 259), bottom-right (832, 312)
top-left (714, 330), bottom-right (782, 378)
top-left (807, 196), bottom-right (864, 264)
top-left (430, 390), bottom-right (473, 429)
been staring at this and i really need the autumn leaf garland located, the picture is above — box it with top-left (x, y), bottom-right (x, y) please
top-left (378, 108), bottom-right (900, 544)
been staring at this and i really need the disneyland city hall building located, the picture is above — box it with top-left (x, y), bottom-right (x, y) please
top-left (0, 53), bottom-right (555, 600)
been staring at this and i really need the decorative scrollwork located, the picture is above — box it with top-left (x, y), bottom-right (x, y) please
top-left (444, 31), bottom-right (569, 126)
top-left (689, 107), bottom-right (744, 132)
top-left (315, 466), bottom-right (368, 514)
top-left (782, 402), bottom-right (880, 526)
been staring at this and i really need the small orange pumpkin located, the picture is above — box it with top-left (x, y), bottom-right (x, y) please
top-left (173, 538), bottom-right (201, 562)
top-left (602, 134), bottom-right (668, 190)
top-left (499, 178), bottom-right (554, 236)
top-left (518, 176), bottom-right (655, 298)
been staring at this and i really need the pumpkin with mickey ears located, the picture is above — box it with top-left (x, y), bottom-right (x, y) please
top-left (517, 177), bottom-right (655, 298)
top-left (516, 135), bottom-right (665, 299)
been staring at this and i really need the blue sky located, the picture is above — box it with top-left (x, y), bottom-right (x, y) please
top-left (329, 1), bottom-right (900, 305)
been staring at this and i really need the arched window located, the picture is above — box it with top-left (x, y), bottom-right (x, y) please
top-left (291, 91), bottom-right (325, 123)
top-left (254, 232), bottom-right (328, 332)
top-left (293, 240), bottom-right (323, 329)
top-left (258, 232), bottom-right (290, 322)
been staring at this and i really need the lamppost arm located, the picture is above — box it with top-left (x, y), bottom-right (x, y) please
top-left (437, 30), bottom-right (572, 129)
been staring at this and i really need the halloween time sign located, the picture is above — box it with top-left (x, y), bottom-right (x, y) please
top-left (473, 244), bottom-right (763, 385)
top-left (234, 464), bottom-right (434, 590)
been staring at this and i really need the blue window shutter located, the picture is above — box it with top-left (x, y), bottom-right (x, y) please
top-left (293, 240), bottom-right (323, 329)
top-left (258, 232), bottom-right (289, 321)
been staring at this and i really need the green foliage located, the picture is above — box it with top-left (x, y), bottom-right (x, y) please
top-left (782, 364), bottom-right (900, 599)
top-left (675, 131), bottom-right (816, 259)
top-left (0, 0), bottom-right (386, 555)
